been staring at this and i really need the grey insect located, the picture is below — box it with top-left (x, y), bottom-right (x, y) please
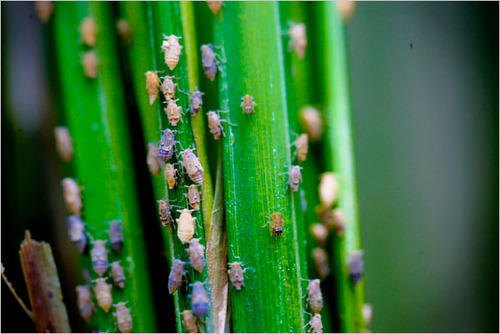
top-left (161, 75), bottom-right (176, 99)
top-left (168, 259), bottom-right (185, 294)
top-left (111, 261), bottom-right (125, 289)
top-left (114, 302), bottom-right (132, 333)
top-left (109, 220), bottom-right (124, 253)
top-left (180, 149), bottom-right (204, 185)
top-left (54, 126), bottom-right (74, 162)
top-left (91, 240), bottom-right (108, 276)
top-left (62, 177), bottom-right (82, 214)
top-left (147, 143), bottom-right (162, 175)
top-left (187, 238), bottom-right (205, 273)
top-left (228, 262), bottom-right (246, 291)
top-left (201, 44), bottom-right (218, 81)
top-left (182, 310), bottom-right (199, 333)
top-left (347, 250), bottom-right (363, 284)
top-left (206, 110), bottom-right (226, 140)
top-left (308, 313), bottom-right (323, 334)
top-left (94, 278), bottom-right (112, 313)
top-left (190, 90), bottom-right (204, 116)
top-left (185, 184), bottom-right (201, 211)
top-left (68, 215), bottom-right (87, 253)
top-left (191, 281), bottom-right (209, 318)
top-left (307, 279), bottom-right (323, 314)
top-left (158, 129), bottom-right (176, 162)
top-left (312, 247), bottom-right (330, 279)
top-left (288, 165), bottom-right (303, 192)
top-left (157, 199), bottom-right (172, 227)
top-left (76, 285), bottom-right (94, 322)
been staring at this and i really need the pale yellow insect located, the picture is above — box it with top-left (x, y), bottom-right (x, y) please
top-left (164, 163), bottom-right (178, 189)
top-left (161, 35), bottom-right (183, 71)
top-left (54, 126), bottom-right (74, 162)
top-left (180, 149), bottom-right (204, 185)
top-left (94, 278), bottom-right (112, 313)
top-left (114, 302), bottom-right (132, 333)
top-left (185, 185), bottom-right (201, 211)
top-left (310, 223), bottom-right (328, 247)
top-left (293, 133), bottom-right (309, 162)
top-left (164, 99), bottom-right (183, 126)
top-left (299, 106), bottom-right (323, 142)
top-left (145, 71), bottom-right (161, 105)
top-left (289, 23), bottom-right (307, 59)
top-left (319, 172), bottom-right (339, 208)
top-left (307, 279), bottom-right (323, 314)
top-left (312, 247), bottom-right (330, 279)
top-left (240, 94), bottom-right (256, 114)
top-left (207, 1), bottom-right (223, 15)
top-left (147, 143), bottom-right (161, 175)
top-left (116, 19), bottom-right (133, 45)
top-left (187, 238), bottom-right (205, 273)
top-left (182, 310), bottom-right (199, 333)
top-left (80, 17), bottom-right (97, 47)
top-left (34, 1), bottom-right (53, 23)
top-left (161, 75), bottom-right (176, 99)
top-left (62, 178), bottom-right (82, 214)
top-left (177, 209), bottom-right (196, 244)
top-left (82, 51), bottom-right (98, 79)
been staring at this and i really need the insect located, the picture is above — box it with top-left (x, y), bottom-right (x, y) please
top-left (180, 149), bottom-right (204, 185)
top-left (75, 285), bottom-right (94, 322)
top-left (80, 16), bottom-right (97, 47)
top-left (158, 129), bottom-right (177, 162)
top-left (68, 215), bottom-right (87, 253)
top-left (289, 23), bottom-right (307, 59)
top-left (109, 220), bottom-right (124, 253)
top-left (308, 313), bottom-right (323, 334)
top-left (310, 223), bottom-right (328, 247)
top-left (91, 240), bottom-right (108, 276)
top-left (157, 199), bottom-right (172, 226)
top-left (116, 19), bottom-right (132, 45)
top-left (299, 106), bottom-right (323, 142)
top-left (114, 302), bottom-right (132, 333)
top-left (54, 126), bottom-right (74, 162)
top-left (168, 259), bottom-right (185, 294)
top-left (164, 163), bottom-right (178, 189)
top-left (147, 143), bottom-right (161, 175)
top-left (35, 1), bottom-right (53, 23)
top-left (185, 184), bottom-right (201, 211)
top-left (228, 262), bottom-right (246, 291)
top-left (61, 178), bottom-right (82, 214)
top-left (312, 247), bottom-right (330, 279)
top-left (94, 278), bottom-right (112, 313)
top-left (161, 75), bottom-right (176, 99)
top-left (177, 209), bottom-right (196, 244)
top-left (362, 303), bottom-right (373, 326)
top-left (328, 208), bottom-right (345, 236)
top-left (111, 261), bottom-right (125, 289)
top-left (161, 34), bottom-right (183, 71)
top-left (164, 99), bottom-right (183, 126)
top-left (319, 172), bottom-right (339, 208)
top-left (190, 90), bottom-right (204, 116)
top-left (266, 212), bottom-right (284, 237)
top-left (337, 0), bottom-right (356, 22)
top-left (347, 250), bottom-right (363, 284)
top-left (240, 94), bottom-right (256, 114)
top-left (288, 165), bottom-right (303, 192)
top-left (293, 133), bottom-right (309, 162)
top-left (82, 50), bottom-right (98, 79)
top-left (182, 310), bottom-right (199, 333)
top-left (206, 110), bottom-right (227, 140)
top-left (307, 279), bottom-right (323, 313)
top-left (145, 71), bottom-right (161, 105)
top-left (207, 0), bottom-right (223, 14)
top-left (188, 238), bottom-right (205, 273)
top-left (201, 44), bottom-right (218, 81)
top-left (191, 282), bottom-right (209, 318)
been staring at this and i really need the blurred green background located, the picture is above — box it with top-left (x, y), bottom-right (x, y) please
top-left (1, 2), bottom-right (498, 332)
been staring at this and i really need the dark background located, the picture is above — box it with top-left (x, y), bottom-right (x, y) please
top-left (2, 2), bottom-right (498, 332)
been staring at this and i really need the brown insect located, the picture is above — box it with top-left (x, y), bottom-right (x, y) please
top-left (185, 184), bottom-right (201, 211)
top-left (82, 50), bottom-right (98, 79)
top-left (177, 209), bottom-right (196, 244)
top-left (289, 23), bottom-right (307, 59)
top-left (240, 94), bottom-right (256, 114)
top-left (68, 215), bottom-right (87, 253)
top-left (94, 278), bottom-right (112, 313)
top-left (288, 165), bottom-right (303, 192)
top-left (116, 19), bottom-right (133, 45)
top-left (228, 262), bottom-right (246, 291)
top-left (164, 99), bottom-right (183, 126)
top-left (145, 71), bottom-right (161, 105)
top-left (161, 75), bottom-right (176, 99)
top-left (191, 282), bottom-right (209, 318)
top-left (319, 172), bottom-right (339, 208)
top-left (147, 143), bottom-right (161, 175)
top-left (161, 34), bottom-right (183, 71)
top-left (293, 133), bottom-right (309, 162)
top-left (164, 163), bottom-right (178, 189)
top-left (187, 238), bottom-right (205, 273)
top-left (310, 223), bottom-right (328, 247)
top-left (347, 250), bottom-right (363, 284)
top-left (62, 178), bottom-right (82, 214)
top-left (201, 44), bottom-right (218, 81)
top-left (206, 111), bottom-right (226, 140)
top-left (207, 0), bottom-right (223, 14)
top-left (109, 220), bottom-right (124, 253)
top-left (299, 106), bottom-right (323, 142)
top-left (312, 247), bottom-right (330, 279)
top-left (54, 126), bottom-right (74, 162)
top-left (180, 149), bottom-right (204, 185)
top-left (168, 259), bottom-right (185, 294)
top-left (362, 303), bottom-right (373, 326)
top-left (328, 208), bottom-right (346, 236)
top-left (266, 212), bottom-right (284, 237)
top-left (76, 285), bottom-right (94, 322)
top-left (190, 90), bottom-right (204, 116)
top-left (308, 313), bottom-right (323, 334)
top-left (158, 129), bottom-right (177, 162)
top-left (182, 310), bottom-right (199, 333)
top-left (157, 199), bottom-right (172, 226)
top-left (80, 17), bottom-right (97, 47)
top-left (91, 240), bottom-right (108, 276)
top-left (114, 302), bottom-right (133, 333)
top-left (111, 261), bottom-right (126, 289)
top-left (35, 2), bottom-right (53, 23)
top-left (307, 279), bottom-right (323, 314)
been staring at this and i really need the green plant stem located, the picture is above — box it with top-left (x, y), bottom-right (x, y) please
top-left (214, 2), bottom-right (308, 332)
top-left (53, 2), bottom-right (156, 331)
top-left (314, 2), bottom-right (366, 332)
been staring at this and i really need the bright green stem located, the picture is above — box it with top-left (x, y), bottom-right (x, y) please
top-left (214, 2), bottom-right (307, 332)
top-left (53, 2), bottom-right (156, 332)
top-left (315, 3), bottom-right (366, 332)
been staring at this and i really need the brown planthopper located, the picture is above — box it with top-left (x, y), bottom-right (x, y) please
top-left (110, 261), bottom-right (125, 289)
top-left (160, 75), bottom-right (176, 99)
top-left (164, 163), bottom-right (178, 189)
top-left (168, 259), bottom-right (185, 294)
top-left (82, 50), bottom-right (98, 79)
top-left (147, 143), bottom-right (162, 175)
top-left (177, 209), bottom-right (196, 244)
top-left (289, 22), bottom-right (307, 59)
top-left (206, 111), bottom-right (225, 140)
top-left (180, 149), bottom-right (204, 185)
top-left (310, 223), bottom-right (328, 247)
top-left (347, 250), bottom-right (363, 284)
top-left (319, 172), bottom-right (339, 208)
top-left (68, 215), bottom-right (87, 253)
top-left (62, 178), bottom-right (82, 214)
top-left (240, 94), bottom-right (256, 114)
top-left (207, 0), bottom-right (223, 14)
top-left (34, 1), bottom-right (53, 23)
top-left (190, 90), bottom-right (204, 116)
top-left (228, 262), bottom-right (246, 291)
top-left (94, 278), bottom-right (112, 313)
top-left (288, 165), bottom-right (303, 192)
top-left (116, 19), bottom-right (133, 45)
top-left (54, 126), bottom-right (74, 162)
top-left (187, 238), bottom-right (205, 273)
top-left (185, 184), bottom-right (201, 211)
top-left (157, 199), bottom-right (172, 227)
top-left (191, 281), bottom-right (209, 318)
top-left (90, 240), bottom-right (108, 276)
top-left (308, 313), bottom-right (323, 334)
top-left (145, 71), bottom-right (161, 105)
top-left (109, 220), bottom-right (124, 253)
top-left (158, 129), bottom-right (177, 162)
top-left (312, 247), bottom-right (330, 279)
top-left (299, 106), bottom-right (323, 142)
top-left (265, 212), bottom-right (284, 237)
top-left (164, 99), bottom-right (183, 126)
top-left (293, 133), bottom-right (309, 162)
top-left (161, 34), bottom-right (183, 71)
top-left (182, 310), bottom-right (199, 333)
top-left (201, 44), bottom-right (218, 81)
top-left (113, 302), bottom-right (132, 333)
top-left (307, 279), bottom-right (323, 314)
top-left (76, 285), bottom-right (94, 322)
top-left (80, 16), bottom-right (97, 47)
